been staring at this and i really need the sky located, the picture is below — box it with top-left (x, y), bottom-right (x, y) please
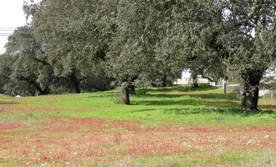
top-left (0, 0), bottom-right (40, 54)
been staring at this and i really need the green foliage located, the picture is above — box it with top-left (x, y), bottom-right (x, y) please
top-left (0, 55), bottom-right (15, 94)
top-left (105, 0), bottom-right (183, 88)
top-left (1, 0), bottom-right (114, 95)
top-left (1, 0), bottom-right (276, 110)
top-left (4, 26), bottom-right (52, 96)
top-left (32, 0), bottom-right (114, 93)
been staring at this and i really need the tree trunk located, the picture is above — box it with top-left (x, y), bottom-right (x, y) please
top-left (192, 73), bottom-right (198, 88)
top-left (241, 70), bottom-right (263, 111)
top-left (129, 85), bottom-right (136, 95)
top-left (122, 87), bottom-right (130, 105)
top-left (223, 80), bottom-right (227, 95)
top-left (162, 74), bottom-right (167, 87)
top-left (23, 78), bottom-right (50, 96)
top-left (70, 72), bottom-right (81, 93)
top-left (41, 87), bottom-right (50, 95)
top-left (223, 63), bottom-right (228, 95)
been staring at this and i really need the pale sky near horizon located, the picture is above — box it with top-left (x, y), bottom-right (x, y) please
top-left (0, 0), bottom-right (40, 54)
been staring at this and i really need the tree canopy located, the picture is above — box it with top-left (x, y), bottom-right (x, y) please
top-left (0, 0), bottom-right (275, 110)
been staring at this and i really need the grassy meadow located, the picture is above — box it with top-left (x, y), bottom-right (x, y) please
top-left (0, 85), bottom-right (275, 166)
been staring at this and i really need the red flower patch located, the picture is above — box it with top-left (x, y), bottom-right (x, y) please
top-left (0, 118), bottom-right (275, 166)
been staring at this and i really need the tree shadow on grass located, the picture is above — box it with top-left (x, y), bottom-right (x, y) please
top-left (135, 92), bottom-right (237, 101)
top-left (0, 101), bottom-right (18, 104)
top-left (187, 93), bottom-right (238, 100)
top-left (130, 108), bottom-right (156, 113)
top-left (135, 98), bottom-right (239, 108)
top-left (136, 87), bottom-right (237, 101)
top-left (135, 99), bottom-right (202, 107)
top-left (134, 94), bottom-right (184, 98)
top-left (88, 93), bottom-right (118, 98)
top-left (130, 107), bottom-right (276, 118)
top-left (163, 107), bottom-right (276, 117)
top-left (136, 84), bottom-right (217, 94)
top-left (199, 100), bottom-right (240, 108)
top-left (258, 104), bottom-right (276, 110)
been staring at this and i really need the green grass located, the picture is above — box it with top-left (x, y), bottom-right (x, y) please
top-left (0, 85), bottom-right (275, 166)
top-left (0, 85), bottom-right (275, 126)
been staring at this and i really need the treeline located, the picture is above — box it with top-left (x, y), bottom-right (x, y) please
top-left (0, 26), bottom-right (114, 95)
top-left (0, 0), bottom-right (275, 110)
top-left (0, 1), bottom-right (180, 97)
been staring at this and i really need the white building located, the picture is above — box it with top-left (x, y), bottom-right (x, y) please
top-left (174, 69), bottom-right (212, 86)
